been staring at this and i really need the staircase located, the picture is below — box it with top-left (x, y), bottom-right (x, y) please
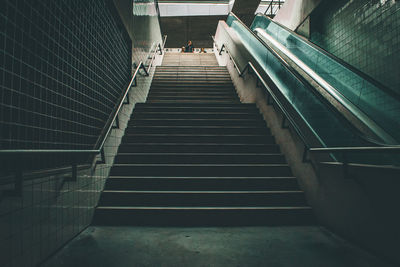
top-left (92, 53), bottom-right (314, 226)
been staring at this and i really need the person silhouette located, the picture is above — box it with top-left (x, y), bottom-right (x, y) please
top-left (185, 40), bottom-right (194, 53)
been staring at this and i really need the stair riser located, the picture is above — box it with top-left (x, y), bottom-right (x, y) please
top-left (153, 77), bottom-right (232, 80)
top-left (147, 100), bottom-right (241, 104)
top-left (114, 154), bottom-right (285, 164)
top-left (92, 208), bottom-right (315, 226)
top-left (148, 92), bottom-right (237, 96)
top-left (121, 135), bottom-right (275, 144)
top-left (148, 90), bottom-right (236, 94)
top-left (125, 127), bottom-right (270, 135)
top-left (152, 81), bottom-right (233, 84)
top-left (146, 96), bottom-right (239, 101)
top-left (117, 144), bottom-right (281, 153)
top-left (129, 120), bottom-right (266, 127)
top-left (99, 192), bottom-right (307, 207)
top-left (135, 103), bottom-right (256, 107)
top-left (131, 113), bottom-right (262, 120)
top-left (153, 76), bottom-right (231, 79)
top-left (133, 108), bottom-right (259, 113)
top-left (151, 85), bottom-right (234, 89)
top-left (105, 178), bottom-right (299, 191)
top-left (110, 165), bottom-right (292, 177)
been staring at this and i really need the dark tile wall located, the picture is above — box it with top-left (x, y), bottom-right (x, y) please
top-left (0, 0), bottom-right (163, 266)
top-left (0, 0), bottom-right (131, 150)
top-left (310, 0), bottom-right (400, 97)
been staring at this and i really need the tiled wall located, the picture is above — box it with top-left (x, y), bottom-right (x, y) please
top-left (0, 0), bottom-right (131, 151)
top-left (310, 0), bottom-right (400, 97)
top-left (0, 71), bottom-right (156, 267)
top-left (0, 0), bottom-right (163, 266)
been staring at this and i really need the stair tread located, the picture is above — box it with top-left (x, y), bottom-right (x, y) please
top-left (115, 153), bottom-right (281, 156)
top-left (108, 176), bottom-right (296, 179)
top-left (118, 143), bottom-right (277, 145)
top-left (94, 62), bottom-right (314, 226)
top-left (96, 206), bottom-right (312, 210)
top-left (112, 164), bottom-right (289, 166)
top-left (123, 134), bottom-right (271, 136)
top-left (102, 190), bottom-right (304, 193)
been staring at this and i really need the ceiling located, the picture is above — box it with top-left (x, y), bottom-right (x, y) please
top-left (161, 15), bottom-right (226, 48)
top-left (159, 0), bottom-right (263, 48)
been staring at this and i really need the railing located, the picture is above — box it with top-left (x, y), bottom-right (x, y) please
top-left (255, 13), bottom-right (399, 102)
top-left (0, 39), bottom-right (166, 195)
top-left (252, 13), bottom-right (400, 144)
top-left (144, 35), bottom-right (167, 73)
top-left (253, 27), bottom-right (395, 145)
top-left (264, 0), bottom-right (284, 18)
top-left (213, 12), bottom-right (400, 175)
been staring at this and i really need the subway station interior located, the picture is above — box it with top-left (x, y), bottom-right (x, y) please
top-left (1, 0), bottom-right (400, 266)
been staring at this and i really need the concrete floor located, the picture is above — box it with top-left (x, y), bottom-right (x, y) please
top-left (42, 226), bottom-right (393, 267)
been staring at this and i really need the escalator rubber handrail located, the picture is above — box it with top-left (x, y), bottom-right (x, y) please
top-left (222, 12), bottom-right (393, 149)
top-left (213, 39), bottom-right (400, 161)
top-left (253, 27), bottom-right (396, 144)
top-left (254, 13), bottom-right (400, 102)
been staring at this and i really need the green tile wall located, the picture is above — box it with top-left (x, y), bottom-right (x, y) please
top-left (310, 0), bottom-right (400, 98)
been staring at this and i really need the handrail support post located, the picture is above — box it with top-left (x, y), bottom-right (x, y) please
top-left (113, 115), bottom-right (120, 129)
top-left (157, 43), bottom-right (163, 55)
top-left (123, 93), bottom-right (130, 105)
top-left (100, 148), bottom-right (106, 164)
top-left (219, 44), bottom-right (226, 55)
top-left (140, 63), bottom-right (149, 76)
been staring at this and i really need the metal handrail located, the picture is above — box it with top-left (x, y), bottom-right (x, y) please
top-left (213, 36), bottom-right (313, 161)
top-left (226, 12), bottom-right (390, 147)
top-left (214, 13), bottom-right (400, 167)
top-left (253, 27), bottom-right (396, 144)
top-left (162, 35), bottom-right (168, 49)
top-left (0, 61), bottom-right (148, 158)
top-left (264, 0), bottom-right (283, 17)
top-left (214, 39), bottom-right (400, 167)
top-left (0, 59), bottom-right (155, 195)
top-left (256, 13), bottom-right (400, 102)
top-left (0, 35), bottom-right (167, 158)
top-left (144, 35), bottom-right (167, 74)
top-left (309, 146), bottom-right (400, 153)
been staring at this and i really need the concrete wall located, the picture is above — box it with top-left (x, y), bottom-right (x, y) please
top-left (273, 0), bottom-right (321, 33)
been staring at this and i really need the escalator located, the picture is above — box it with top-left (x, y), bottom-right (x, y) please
top-left (214, 13), bottom-right (400, 166)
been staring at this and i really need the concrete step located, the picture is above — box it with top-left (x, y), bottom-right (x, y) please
top-left (124, 126), bottom-right (270, 135)
top-left (109, 164), bottom-right (292, 177)
top-left (128, 119), bottom-right (266, 127)
top-left (148, 91), bottom-right (237, 96)
top-left (121, 134), bottom-right (275, 144)
top-left (134, 103), bottom-right (255, 108)
top-left (148, 89), bottom-right (236, 93)
top-left (117, 143), bottom-right (281, 153)
top-left (146, 96), bottom-right (239, 101)
top-left (133, 105), bottom-right (259, 113)
top-left (105, 176), bottom-right (299, 191)
top-left (113, 153), bottom-right (285, 164)
top-left (92, 206), bottom-right (315, 226)
top-left (131, 112), bottom-right (263, 120)
top-left (98, 190), bottom-right (307, 207)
